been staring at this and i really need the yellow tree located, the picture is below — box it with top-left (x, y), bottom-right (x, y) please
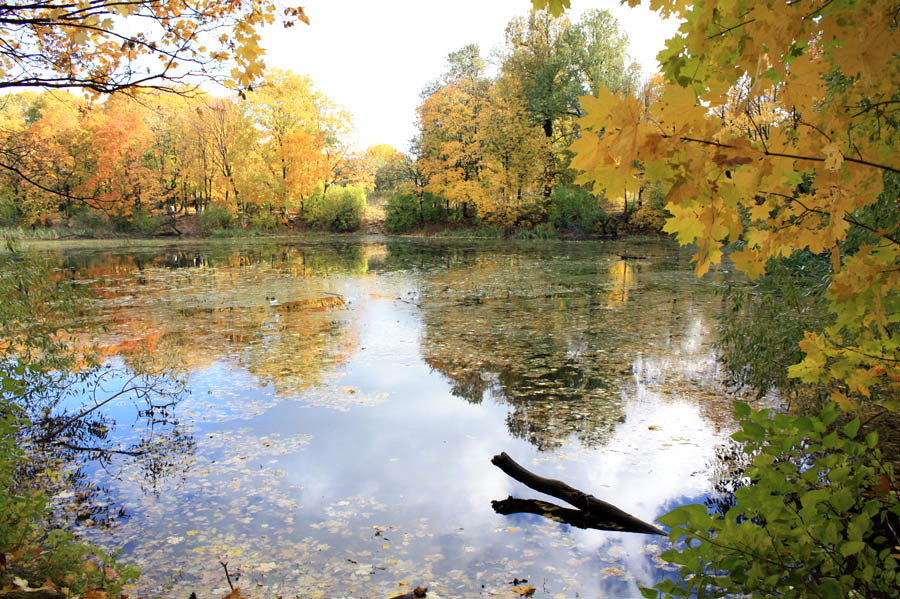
top-left (244, 70), bottom-right (325, 214)
top-left (477, 76), bottom-right (550, 226)
top-left (141, 90), bottom-right (210, 213)
top-left (366, 144), bottom-right (413, 194)
top-left (418, 79), bottom-right (489, 219)
top-left (196, 98), bottom-right (259, 220)
top-left (564, 0), bottom-right (899, 410)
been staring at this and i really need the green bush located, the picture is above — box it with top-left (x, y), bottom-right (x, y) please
top-left (643, 402), bottom-right (899, 599)
top-left (108, 207), bottom-right (163, 234)
top-left (0, 200), bottom-right (20, 227)
top-left (385, 192), bottom-right (419, 233)
top-left (250, 210), bottom-right (279, 231)
top-left (199, 204), bottom-right (234, 233)
top-left (304, 185), bottom-right (366, 232)
top-left (549, 185), bottom-right (605, 235)
top-left (70, 207), bottom-right (106, 235)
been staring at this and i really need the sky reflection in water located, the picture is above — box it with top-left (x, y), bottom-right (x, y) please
top-left (39, 238), bottom-right (739, 599)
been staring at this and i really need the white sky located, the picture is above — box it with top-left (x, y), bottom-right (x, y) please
top-left (260, 1), bottom-right (681, 153)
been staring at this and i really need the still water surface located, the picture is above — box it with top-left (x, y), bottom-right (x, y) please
top-left (37, 237), bottom-right (739, 599)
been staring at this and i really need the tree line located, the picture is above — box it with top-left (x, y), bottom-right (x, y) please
top-left (0, 70), bottom-right (391, 233)
top-left (387, 9), bottom-right (670, 235)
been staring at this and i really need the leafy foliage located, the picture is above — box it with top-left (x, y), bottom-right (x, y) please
top-left (415, 11), bottom-right (636, 229)
top-left (642, 402), bottom-right (899, 599)
top-left (548, 185), bottom-right (607, 235)
top-left (0, 0), bottom-right (308, 93)
top-left (0, 71), bottom-right (364, 231)
top-left (200, 204), bottom-right (236, 233)
top-left (304, 185), bottom-right (367, 233)
top-left (566, 0), bottom-right (900, 410)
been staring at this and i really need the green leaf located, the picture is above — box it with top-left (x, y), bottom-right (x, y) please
top-left (843, 418), bottom-right (860, 438)
top-left (818, 579), bottom-right (843, 599)
top-left (830, 489), bottom-right (855, 512)
top-left (639, 586), bottom-right (658, 599)
top-left (840, 541), bottom-right (866, 557)
top-left (733, 401), bottom-right (751, 418)
top-left (866, 431), bottom-right (878, 448)
top-left (742, 421), bottom-right (766, 441)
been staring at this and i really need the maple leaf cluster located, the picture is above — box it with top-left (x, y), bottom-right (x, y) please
top-left (564, 0), bottom-right (900, 410)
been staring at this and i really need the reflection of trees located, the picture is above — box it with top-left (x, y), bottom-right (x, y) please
top-left (53, 242), bottom-right (367, 397)
top-left (1, 250), bottom-right (195, 532)
top-left (419, 243), bottom-right (729, 451)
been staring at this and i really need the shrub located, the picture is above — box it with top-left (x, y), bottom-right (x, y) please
top-left (631, 184), bottom-right (670, 231)
top-left (108, 207), bottom-right (163, 234)
top-left (643, 402), bottom-right (899, 599)
top-left (385, 192), bottom-right (419, 233)
top-left (304, 185), bottom-right (366, 232)
top-left (549, 185), bottom-right (604, 235)
top-left (199, 203), bottom-right (234, 233)
top-left (250, 210), bottom-right (279, 231)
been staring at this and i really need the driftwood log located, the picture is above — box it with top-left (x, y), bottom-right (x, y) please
top-left (491, 452), bottom-right (664, 536)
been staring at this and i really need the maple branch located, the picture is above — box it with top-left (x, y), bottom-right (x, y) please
top-left (666, 134), bottom-right (900, 175)
top-left (789, 196), bottom-right (900, 247)
top-left (707, 19), bottom-right (756, 40)
top-left (0, 160), bottom-right (97, 202)
top-left (849, 100), bottom-right (900, 119)
top-left (802, 0), bottom-right (836, 21)
top-left (797, 119), bottom-right (833, 144)
top-left (823, 333), bottom-right (900, 364)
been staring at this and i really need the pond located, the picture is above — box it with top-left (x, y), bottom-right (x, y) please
top-left (31, 236), bottom-right (741, 599)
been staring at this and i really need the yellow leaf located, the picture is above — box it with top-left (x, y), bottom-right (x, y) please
top-left (822, 143), bottom-right (843, 172)
top-left (513, 584), bottom-right (536, 596)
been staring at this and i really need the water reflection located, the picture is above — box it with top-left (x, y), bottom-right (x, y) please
top-left (25, 238), bottom-right (739, 599)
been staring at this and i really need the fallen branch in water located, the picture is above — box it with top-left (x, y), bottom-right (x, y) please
top-left (490, 452), bottom-right (664, 535)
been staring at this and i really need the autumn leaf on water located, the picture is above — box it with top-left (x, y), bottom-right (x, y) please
top-left (513, 583), bottom-right (536, 596)
top-left (223, 587), bottom-right (248, 599)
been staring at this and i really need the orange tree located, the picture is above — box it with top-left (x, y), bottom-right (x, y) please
top-left (0, 0), bottom-right (308, 206)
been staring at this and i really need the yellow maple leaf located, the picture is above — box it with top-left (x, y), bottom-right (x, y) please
top-left (822, 142), bottom-right (843, 171)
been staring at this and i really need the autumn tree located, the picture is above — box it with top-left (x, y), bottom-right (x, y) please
top-left (417, 45), bottom-right (491, 220)
top-left (85, 94), bottom-right (156, 213)
top-left (547, 0), bottom-right (900, 595)
top-left (568, 0), bottom-right (899, 410)
top-left (476, 75), bottom-right (549, 225)
top-left (0, 92), bottom-right (98, 222)
top-left (366, 144), bottom-right (413, 194)
top-left (500, 9), bottom-right (638, 194)
top-left (197, 97), bottom-right (259, 221)
top-left (244, 70), bottom-right (326, 214)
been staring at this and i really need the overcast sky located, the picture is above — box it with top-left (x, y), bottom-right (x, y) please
top-left (260, 1), bottom-right (680, 153)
